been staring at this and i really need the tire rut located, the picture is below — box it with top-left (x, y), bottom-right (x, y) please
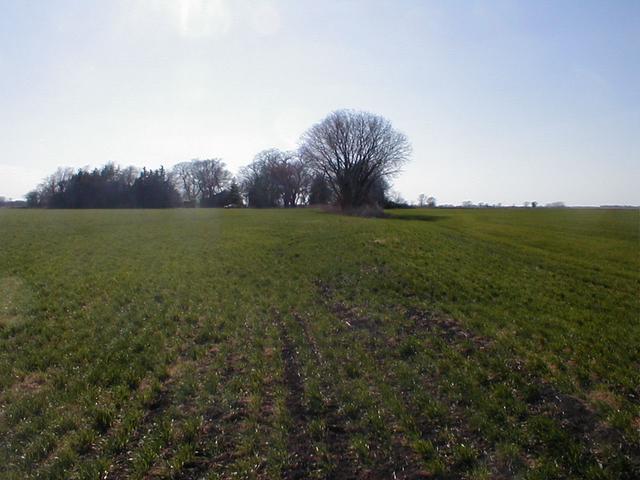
top-left (278, 319), bottom-right (318, 479)
top-left (172, 351), bottom-right (247, 479)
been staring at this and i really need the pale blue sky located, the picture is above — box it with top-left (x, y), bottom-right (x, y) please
top-left (1, 0), bottom-right (638, 205)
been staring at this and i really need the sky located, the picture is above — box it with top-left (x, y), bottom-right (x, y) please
top-left (0, 0), bottom-right (638, 206)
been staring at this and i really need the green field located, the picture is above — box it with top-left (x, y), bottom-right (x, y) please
top-left (1, 208), bottom-right (638, 479)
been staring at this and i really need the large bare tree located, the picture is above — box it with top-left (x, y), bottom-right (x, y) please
top-left (171, 161), bottom-right (200, 204)
top-left (171, 159), bottom-right (231, 205)
top-left (193, 159), bottom-right (231, 202)
top-left (268, 151), bottom-right (310, 207)
top-left (299, 110), bottom-right (411, 209)
top-left (241, 149), bottom-right (310, 207)
top-left (241, 150), bottom-right (284, 207)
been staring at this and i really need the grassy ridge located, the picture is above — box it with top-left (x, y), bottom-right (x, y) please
top-left (0, 208), bottom-right (638, 479)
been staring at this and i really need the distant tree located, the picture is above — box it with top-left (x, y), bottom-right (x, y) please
top-left (382, 184), bottom-right (411, 209)
top-left (524, 201), bottom-right (531, 208)
top-left (418, 193), bottom-right (427, 207)
top-left (60, 163), bottom-right (136, 208)
top-left (390, 191), bottom-right (405, 205)
top-left (193, 159), bottom-right (231, 206)
top-left (241, 150), bottom-right (283, 208)
top-left (171, 159), bottom-right (232, 207)
top-left (272, 154), bottom-right (310, 207)
top-left (120, 166), bottom-right (139, 187)
top-left (299, 109), bottom-right (411, 209)
top-left (26, 191), bottom-right (41, 207)
top-left (308, 174), bottom-right (333, 205)
top-left (132, 167), bottom-right (180, 208)
top-left (27, 164), bottom-right (180, 208)
top-left (462, 201), bottom-right (474, 208)
top-left (241, 149), bottom-right (310, 207)
top-left (37, 167), bottom-right (74, 208)
top-left (226, 180), bottom-right (244, 207)
top-left (426, 196), bottom-right (437, 208)
top-left (204, 179), bottom-right (244, 207)
top-left (172, 161), bottom-right (200, 204)
top-left (531, 201), bottom-right (538, 208)
top-left (546, 201), bottom-right (566, 208)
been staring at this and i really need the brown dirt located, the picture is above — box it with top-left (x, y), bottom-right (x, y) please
top-left (403, 307), bottom-right (492, 352)
top-left (587, 389), bottom-right (621, 410)
top-left (10, 372), bottom-right (47, 394)
top-left (532, 384), bottom-right (639, 462)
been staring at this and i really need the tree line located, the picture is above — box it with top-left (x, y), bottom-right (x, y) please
top-left (27, 109), bottom-right (412, 211)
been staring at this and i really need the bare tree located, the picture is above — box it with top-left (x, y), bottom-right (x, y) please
top-left (269, 151), bottom-right (310, 207)
top-left (36, 167), bottom-right (74, 207)
top-left (44, 167), bottom-right (74, 195)
top-left (287, 159), bottom-right (311, 206)
top-left (241, 149), bottom-right (310, 207)
top-left (171, 161), bottom-right (199, 204)
top-left (120, 166), bottom-right (139, 187)
top-left (418, 193), bottom-right (427, 207)
top-left (171, 159), bottom-right (231, 206)
top-left (299, 109), bottom-right (411, 209)
top-left (389, 190), bottom-right (406, 205)
top-left (241, 150), bottom-right (283, 207)
top-left (193, 159), bottom-right (231, 203)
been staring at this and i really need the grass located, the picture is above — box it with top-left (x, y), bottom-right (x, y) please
top-left (0, 207), bottom-right (638, 479)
